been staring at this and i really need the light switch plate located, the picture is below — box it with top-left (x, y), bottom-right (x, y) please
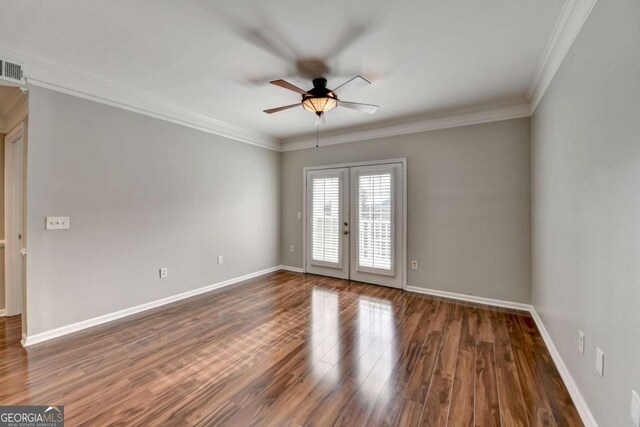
top-left (411, 260), bottom-right (418, 270)
top-left (596, 347), bottom-right (605, 376)
top-left (631, 390), bottom-right (640, 426)
top-left (159, 268), bottom-right (168, 279)
top-left (217, 255), bottom-right (224, 265)
top-left (297, 211), bottom-right (302, 219)
top-left (290, 245), bottom-right (294, 253)
top-left (45, 216), bottom-right (70, 230)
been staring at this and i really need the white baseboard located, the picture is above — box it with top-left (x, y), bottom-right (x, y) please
top-left (0, 309), bottom-right (6, 317)
top-left (22, 265), bottom-right (282, 347)
top-left (530, 308), bottom-right (598, 427)
top-left (405, 286), bottom-right (532, 312)
top-left (279, 265), bottom-right (304, 273)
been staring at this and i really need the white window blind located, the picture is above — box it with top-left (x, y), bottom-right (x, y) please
top-left (358, 173), bottom-right (392, 270)
top-left (312, 176), bottom-right (341, 264)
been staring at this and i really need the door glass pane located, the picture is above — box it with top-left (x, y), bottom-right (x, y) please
top-left (358, 173), bottom-right (392, 270)
top-left (312, 176), bottom-right (340, 263)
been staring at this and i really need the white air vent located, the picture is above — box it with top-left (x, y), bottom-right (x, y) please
top-left (0, 58), bottom-right (26, 84)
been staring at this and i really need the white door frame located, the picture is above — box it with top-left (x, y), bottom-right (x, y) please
top-left (302, 158), bottom-right (407, 290)
top-left (4, 122), bottom-right (24, 316)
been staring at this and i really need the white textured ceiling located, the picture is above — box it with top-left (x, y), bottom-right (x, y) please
top-left (0, 0), bottom-right (563, 140)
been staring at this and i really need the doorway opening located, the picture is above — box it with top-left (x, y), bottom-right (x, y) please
top-left (0, 82), bottom-right (28, 344)
top-left (303, 159), bottom-right (407, 289)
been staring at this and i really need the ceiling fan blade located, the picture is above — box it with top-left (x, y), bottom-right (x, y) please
top-left (324, 23), bottom-right (370, 58)
top-left (338, 100), bottom-right (379, 114)
top-left (269, 79), bottom-right (309, 95)
top-left (239, 27), bottom-right (296, 62)
top-left (332, 75), bottom-right (371, 94)
top-left (263, 103), bottom-right (301, 114)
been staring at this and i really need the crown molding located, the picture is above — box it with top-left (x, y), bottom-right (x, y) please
top-left (280, 101), bottom-right (531, 152)
top-left (2, 44), bottom-right (533, 153)
top-left (0, 46), bottom-right (281, 151)
top-left (527, 0), bottom-right (598, 112)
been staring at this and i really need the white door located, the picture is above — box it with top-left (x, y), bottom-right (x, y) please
top-left (350, 164), bottom-right (403, 288)
top-left (5, 124), bottom-right (24, 316)
top-left (305, 162), bottom-right (404, 288)
top-left (305, 168), bottom-right (350, 279)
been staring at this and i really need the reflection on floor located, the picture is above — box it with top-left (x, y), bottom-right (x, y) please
top-left (0, 271), bottom-right (582, 426)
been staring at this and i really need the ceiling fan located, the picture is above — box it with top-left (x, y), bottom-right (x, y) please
top-left (263, 76), bottom-right (379, 124)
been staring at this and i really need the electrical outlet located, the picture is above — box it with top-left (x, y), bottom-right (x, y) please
top-left (217, 255), bottom-right (224, 265)
top-left (411, 260), bottom-right (418, 270)
top-left (578, 330), bottom-right (585, 354)
top-left (631, 390), bottom-right (640, 426)
top-left (596, 347), bottom-right (605, 376)
top-left (297, 211), bottom-right (302, 219)
top-left (159, 267), bottom-right (168, 279)
top-left (290, 245), bottom-right (294, 253)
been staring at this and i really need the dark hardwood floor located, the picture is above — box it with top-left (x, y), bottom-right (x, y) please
top-left (0, 271), bottom-right (582, 426)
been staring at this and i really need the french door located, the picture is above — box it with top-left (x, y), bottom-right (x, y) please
top-left (305, 162), bottom-right (404, 288)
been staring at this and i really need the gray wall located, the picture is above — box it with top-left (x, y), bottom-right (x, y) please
top-left (26, 86), bottom-right (281, 336)
top-left (282, 119), bottom-right (532, 303)
top-left (531, 1), bottom-right (640, 425)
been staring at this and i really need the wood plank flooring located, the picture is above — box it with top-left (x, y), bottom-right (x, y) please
top-left (0, 271), bottom-right (582, 426)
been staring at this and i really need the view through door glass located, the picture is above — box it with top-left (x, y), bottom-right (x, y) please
top-left (357, 172), bottom-right (393, 272)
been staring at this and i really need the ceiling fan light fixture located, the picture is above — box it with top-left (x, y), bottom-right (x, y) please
top-left (302, 95), bottom-right (338, 115)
